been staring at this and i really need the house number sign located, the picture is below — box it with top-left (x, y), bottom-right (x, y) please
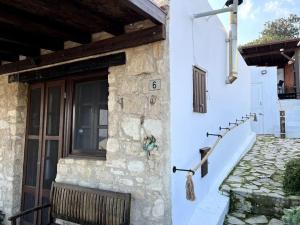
top-left (149, 79), bottom-right (161, 91)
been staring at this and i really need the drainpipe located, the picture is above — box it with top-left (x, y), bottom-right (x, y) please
top-left (194, 0), bottom-right (240, 84)
top-left (226, 0), bottom-right (238, 84)
top-left (295, 49), bottom-right (300, 99)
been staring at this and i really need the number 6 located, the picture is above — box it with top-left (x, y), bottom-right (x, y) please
top-left (152, 81), bottom-right (157, 89)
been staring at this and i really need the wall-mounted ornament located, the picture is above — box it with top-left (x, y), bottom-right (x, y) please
top-left (117, 97), bottom-right (124, 109)
top-left (143, 135), bottom-right (158, 159)
top-left (150, 95), bottom-right (157, 105)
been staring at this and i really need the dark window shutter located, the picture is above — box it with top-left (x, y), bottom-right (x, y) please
top-left (193, 66), bottom-right (207, 113)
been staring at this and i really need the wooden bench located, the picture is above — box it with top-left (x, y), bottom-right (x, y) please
top-left (9, 182), bottom-right (131, 225)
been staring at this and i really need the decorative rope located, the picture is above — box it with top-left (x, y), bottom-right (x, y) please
top-left (185, 114), bottom-right (257, 201)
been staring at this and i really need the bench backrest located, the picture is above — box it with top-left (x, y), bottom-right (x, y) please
top-left (50, 182), bottom-right (131, 225)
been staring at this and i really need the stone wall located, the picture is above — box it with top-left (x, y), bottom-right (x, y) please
top-left (0, 76), bottom-right (27, 222)
top-left (0, 1), bottom-right (170, 224)
top-left (56, 40), bottom-right (171, 224)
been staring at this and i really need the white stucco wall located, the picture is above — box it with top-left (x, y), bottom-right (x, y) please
top-left (278, 99), bottom-right (300, 138)
top-left (250, 67), bottom-right (300, 138)
top-left (250, 67), bottom-right (279, 135)
top-left (169, 1), bottom-right (255, 225)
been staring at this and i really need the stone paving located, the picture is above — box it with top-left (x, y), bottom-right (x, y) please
top-left (221, 135), bottom-right (300, 225)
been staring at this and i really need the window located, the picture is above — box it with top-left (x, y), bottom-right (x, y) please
top-left (65, 72), bottom-right (109, 159)
top-left (193, 66), bottom-right (207, 113)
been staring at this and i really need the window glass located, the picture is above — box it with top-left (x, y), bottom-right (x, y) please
top-left (73, 78), bottom-right (108, 154)
top-left (46, 86), bottom-right (61, 136)
top-left (25, 139), bottom-right (39, 186)
top-left (28, 88), bottom-right (41, 135)
top-left (43, 140), bottom-right (59, 189)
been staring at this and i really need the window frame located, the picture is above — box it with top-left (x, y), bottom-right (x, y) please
top-left (193, 66), bottom-right (207, 113)
top-left (64, 70), bottom-right (108, 160)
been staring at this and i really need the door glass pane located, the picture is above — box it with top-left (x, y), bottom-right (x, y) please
top-left (46, 86), bottom-right (61, 136)
top-left (22, 192), bottom-right (35, 223)
top-left (99, 108), bottom-right (108, 126)
top-left (43, 140), bottom-right (59, 190)
top-left (41, 197), bottom-right (50, 225)
top-left (73, 79), bottom-right (108, 152)
top-left (28, 88), bottom-right (41, 135)
top-left (25, 140), bottom-right (39, 186)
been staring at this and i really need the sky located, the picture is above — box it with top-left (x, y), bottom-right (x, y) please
top-left (208, 0), bottom-right (300, 44)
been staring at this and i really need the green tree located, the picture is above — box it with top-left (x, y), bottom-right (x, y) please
top-left (245, 14), bottom-right (300, 46)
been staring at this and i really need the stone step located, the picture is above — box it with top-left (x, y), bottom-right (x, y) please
top-left (224, 212), bottom-right (283, 225)
top-left (227, 189), bottom-right (300, 218)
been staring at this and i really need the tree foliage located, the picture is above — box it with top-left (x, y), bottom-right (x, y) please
top-left (245, 14), bottom-right (300, 46)
top-left (283, 158), bottom-right (300, 195)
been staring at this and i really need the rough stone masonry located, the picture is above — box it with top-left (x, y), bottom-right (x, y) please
top-left (0, 76), bottom-right (27, 220)
top-left (0, 1), bottom-right (171, 224)
top-left (56, 40), bottom-right (171, 225)
top-left (56, 1), bottom-right (171, 224)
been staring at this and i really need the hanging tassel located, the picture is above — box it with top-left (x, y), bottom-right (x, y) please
top-left (186, 173), bottom-right (196, 201)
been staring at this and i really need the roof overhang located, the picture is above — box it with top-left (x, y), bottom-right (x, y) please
top-left (239, 38), bottom-right (300, 67)
top-left (0, 0), bottom-right (167, 76)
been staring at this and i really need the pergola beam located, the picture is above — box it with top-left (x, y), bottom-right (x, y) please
top-left (0, 25), bottom-right (166, 75)
top-left (241, 48), bottom-right (297, 59)
top-left (0, 24), bottom-right (64, 51)
top-left (0, 40), bottom-right (40, 57)
top-left (124, 0), bottom-right (167, 24)
top-left (0, 51), bottom-right (19, 62)
top-left (0, 3), bottom-right (91, 44)
top-left (0, 0), bottom-right (125, 36)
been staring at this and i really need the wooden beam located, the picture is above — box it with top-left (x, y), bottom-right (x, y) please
top-left (0, 3), bottom-right (91, 44)
top-left (0, 40), bottom-right (40, 57)
top-left (0, 24), bottom-right (64, 51)
top-left (0, 25), bottom-right (166, 75)
top-left (8, 52), bottom-right (126, 83)
top-left (242, 48), bottom-right (297, 59)
top-left (123, 0), bottom-right (167, 24)
top-left (0, 0), bottom-right (124, 35)
top-left (0, 51), bottom-right (19, 62)
top-left (74, 0), bottom-right (166, 26)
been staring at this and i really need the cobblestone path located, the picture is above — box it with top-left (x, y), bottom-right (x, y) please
top-left (220, 136), bottom-right (300, 225)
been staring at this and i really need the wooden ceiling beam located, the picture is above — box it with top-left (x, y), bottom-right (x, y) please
top-left (0, 24), bottom-right (64, 51)
top-left (0, 50), bottom-right (19, 62)
top-left (123, 0), bottom-right (167, 24)
top-left (0, 25), bottom-right (166, 75)
top-left (77, 0), bottom-right (166, 25)
top-left (0, 40), bottom-right (40, 57)
top-left (0, 3), bottom-right (91, 44)
top-left (8, 52), bottom-right (126, 83)
top-left (0, 0), bottom-right (124, 36)
top-left (242, 48), bottom-right (297, 59)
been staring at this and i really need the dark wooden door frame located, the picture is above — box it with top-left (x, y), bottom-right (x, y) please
top-left (64, 71), bottom-right (108, 159)
top-left (22, 83), bottom-right (45, 225)
top-left (21, 69), bottom-right (109, 224)
top-left (38, 80), bottom-right (65, 225)
top-left (21, 80), bottom-right (65, 225)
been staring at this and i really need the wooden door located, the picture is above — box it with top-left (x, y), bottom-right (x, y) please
top-left (22, 80), bottom-right (65, 225)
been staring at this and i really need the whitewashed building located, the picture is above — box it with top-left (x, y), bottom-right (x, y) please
top-left (240, 39), bottom-right (300, 138)
top-left (0, 0), bottom-right (258, 225)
